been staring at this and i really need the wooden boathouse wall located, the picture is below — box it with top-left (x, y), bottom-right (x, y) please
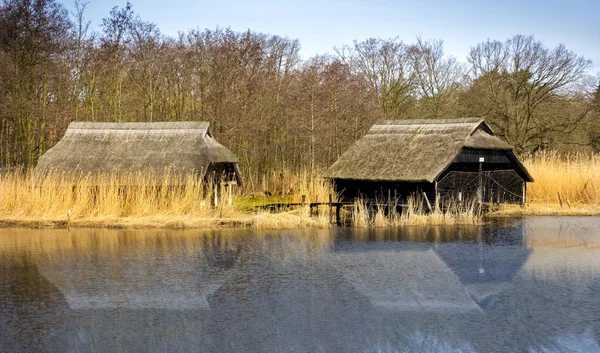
top-left (332, 148), bottom-right (529, 205)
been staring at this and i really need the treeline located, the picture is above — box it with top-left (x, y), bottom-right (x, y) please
top-left (1, 0), bottom-right (599, 176)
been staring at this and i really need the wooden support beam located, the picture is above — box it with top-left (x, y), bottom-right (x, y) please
top-left (329, 194), bottom-right (333, 224)
top-left (214, 186), bottom-right (218, 207)
top-left (558, 192), bottom-right (564, 208)
top-left (227, 183), bottom-right (232, 206)
top-left (423, 192), bottom-right (432, 212)
top-left (434, 181), bottom-right (438, 210)
top-left (478, 158), bottom-right (484, 204)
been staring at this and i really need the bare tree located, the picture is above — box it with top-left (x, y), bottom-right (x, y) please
top-left (337, 37), bottom-right (415, 119)
top-left (0, 2), bottom-right (597, 181)
top-left (465, 35), bottom-right (592, 152)
top-left (408, 38), bottom-right (465, 118)
top-left (127, 16), bottom-right (163, 121)
top-left (0, 0), bottom-right (71, 166)
top-left (69, 0), bottom-right (93, 121)
top-left (99, 1), bottom-right (134, 121)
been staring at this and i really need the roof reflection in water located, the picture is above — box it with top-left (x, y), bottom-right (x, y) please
top-left (36, 250), bottom-right (237, 310)
top-left (329, 245), bottom-right (484, 312)
top-left (19, 228), bottom-right (241, 310)
top-left (333, 224), bottom-right (530, 309)
top-left (2, 219), bottom-right (600, 353)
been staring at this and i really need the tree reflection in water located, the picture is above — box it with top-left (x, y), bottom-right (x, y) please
top-left (1, 218), bottom-right (600, 353)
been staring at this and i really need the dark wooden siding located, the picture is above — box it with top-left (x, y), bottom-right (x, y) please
top-left (440, 148), bottom-right (531, 182)
top-left (331, 148), bottom-right (530, 205)
top-left (332, 179), bottom-right (434, 204)
top-left (453, 148), bottom-right (511, 164)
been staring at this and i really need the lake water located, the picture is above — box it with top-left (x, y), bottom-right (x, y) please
top-left (2, 217), bottom-right (600, 353)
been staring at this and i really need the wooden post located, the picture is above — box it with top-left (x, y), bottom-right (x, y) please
top-left (558, 192), bottom-right (564, 208)
top-left (227, 183), bottom-right (233, 206)
top-left (423, 192), bottom-right (432, 212)
top-left (219, 182), bottom-right (225, 218)
top-left (387, 189), bottom-right (391, 214)
top-left (302, 194), bottom-right (306, 206)
top-left (434, 181), bottom-right (438, 210)
top-left (336, 205), bottom-right (341, 225)
top-left (522, 182), bottom-right (526, 207)
top-left (478, 157), bottom-right (484, 205)
top-left (328, 194), bottom-right (333, 224)
top-left (214, 185), bottom-right (218, 207)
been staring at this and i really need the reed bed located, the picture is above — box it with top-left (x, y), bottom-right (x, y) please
top-left (491, 152), bottom-right (600, 216)
top-left (522, 152), bottom-right (600, 205)
top-left (2, 152), bottom-right (600, 229)
top-left (0, 170), bottom-right (332, 229)
top-left (350, 196), bottom-right (482, 227)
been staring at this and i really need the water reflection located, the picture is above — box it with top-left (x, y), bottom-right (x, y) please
top-left (1, 218), bottom-right (600, 352)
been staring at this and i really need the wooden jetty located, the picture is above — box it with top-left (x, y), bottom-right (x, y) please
top-left (256, 194), bottom-right (408, 225)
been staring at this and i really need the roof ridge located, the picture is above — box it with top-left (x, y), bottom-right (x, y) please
top-left (68, 121), bottom-right (210, 131)
top-left (374, 118), bottom-right (483, 126)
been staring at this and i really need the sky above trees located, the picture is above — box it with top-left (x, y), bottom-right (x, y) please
top-left (57, 0), bottom-right (600, 71)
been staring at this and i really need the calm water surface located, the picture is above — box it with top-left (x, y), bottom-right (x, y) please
top-left (2, 217), bottom-right (600, 353)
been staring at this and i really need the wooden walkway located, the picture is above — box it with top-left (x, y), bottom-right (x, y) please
top-left (255, 194), bottom-right (409, 225)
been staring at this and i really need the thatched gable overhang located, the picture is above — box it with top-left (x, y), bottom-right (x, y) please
top-left (35, 122), bottom-right (242, 185)
top-left (326, 118), bottom-right (532, 183)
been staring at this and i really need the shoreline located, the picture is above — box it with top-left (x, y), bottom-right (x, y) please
top-left (488, 204), bottom-right (600, 217)
top-left (0, 210), bottom-right (332, 230)
top-left (2, 204), bottom-right (599, 230)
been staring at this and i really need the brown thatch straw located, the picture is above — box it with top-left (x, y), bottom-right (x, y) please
top-left (326, 118), bottom-right (531, 182)
top-left (34, 121), bottom-right (242, 185)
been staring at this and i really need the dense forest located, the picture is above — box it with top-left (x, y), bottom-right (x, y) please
top-left (1, 0), bottom-right (599, 177)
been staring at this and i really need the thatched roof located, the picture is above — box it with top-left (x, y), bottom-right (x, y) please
top-left (326, 118), bottom-right (531, 183)
top-left (35, 122), bottom-right (241, 183)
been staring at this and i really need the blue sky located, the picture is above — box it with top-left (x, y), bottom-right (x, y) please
top-left (60, 0), bottom-right (600, 71)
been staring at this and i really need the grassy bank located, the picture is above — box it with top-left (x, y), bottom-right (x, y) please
top-left (2, 152), bottom-right (600, 229)
top-left (524, 152), bottom-right (600, 204)
top-left (0, 170), bottom-right (333, 229)
top-left (490, 152), bottom-right (600, 217)
top-left (0, 169), bottom-right (479, 228)
top-left (351, 197), bottom-right (482, 227)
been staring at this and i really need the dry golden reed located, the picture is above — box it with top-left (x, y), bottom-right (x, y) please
top-left (488, 152), bottom-right (600, 216)
top-left (3, 152), bottom-right (600, 229)
top-left (351, 196), bottom-right (481, 227)
top-left (0, 170), bottom-right (333, 229)
top-left (522, 151), bottom-right (600, 205)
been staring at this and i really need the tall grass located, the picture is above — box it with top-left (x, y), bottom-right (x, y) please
top-left (2, 152), bottom-right (600, 228)
top-left (350, 195), bottom-right (481, 227)
top-left (241, 168), bottom-right (334, 202)
top-left (0, 170), bottom-right (217, 219)
top-left (0, 170), bottom-right (333, 228)
top-left (352, 199), bottom-right (370, 227)
top-left (522, 151), bottom-right (600, 205)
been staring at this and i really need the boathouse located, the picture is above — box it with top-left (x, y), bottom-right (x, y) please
top-left (35, 121), bottom-right (242, 186)
top-left (326, 118), bottom-right (533, 205)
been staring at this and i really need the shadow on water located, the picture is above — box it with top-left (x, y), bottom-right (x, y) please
top-left (1, 218), bottom-right (600, 352)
